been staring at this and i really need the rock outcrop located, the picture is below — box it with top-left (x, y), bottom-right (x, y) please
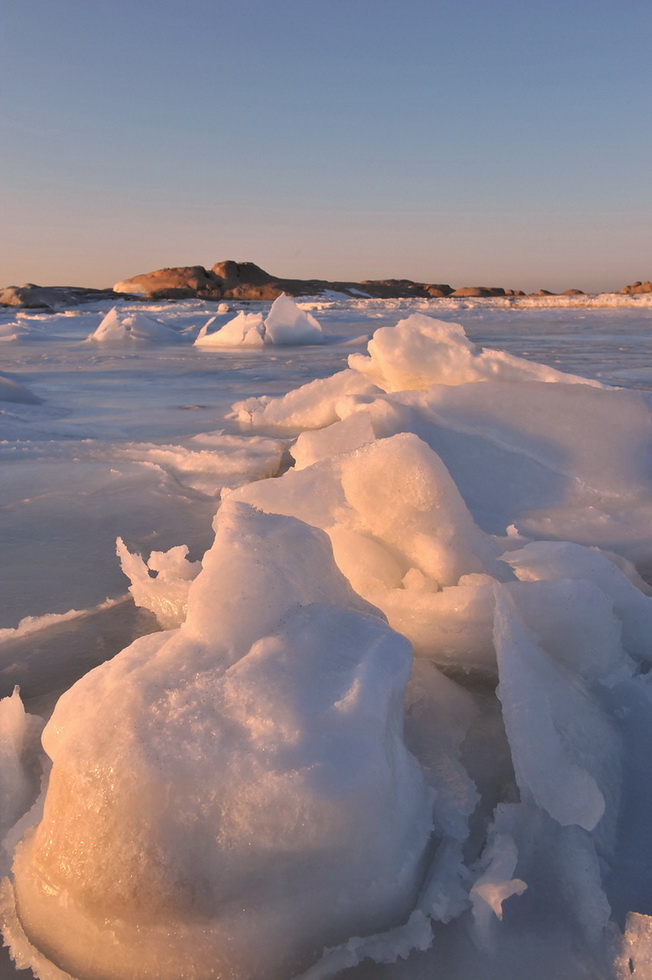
top-left (449, 286), bottom-right (506, 298)
top-left (0, 284), bottom-right (115, 310)
top-left (112, 266), bottom-right (223, 300)
top-left (112, 262), bottom-right (457, 302)
top-left (620, 281), bottom-right (652, 295)
top-left (4, 264), bottom-right (651, 308)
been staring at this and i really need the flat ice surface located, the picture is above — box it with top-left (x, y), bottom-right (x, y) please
top-left (2, 294), bottom-right (652, 979)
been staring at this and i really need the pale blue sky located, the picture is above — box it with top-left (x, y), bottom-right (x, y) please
top-left (1, 0), bottom-right (650, 292)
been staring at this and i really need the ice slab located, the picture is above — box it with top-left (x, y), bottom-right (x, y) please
top-left (195, 293), bottom-right (323, 347)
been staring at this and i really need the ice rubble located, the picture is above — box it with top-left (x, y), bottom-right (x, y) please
top-left (232, 314), bottom-right (652, 559)
top-left (116, 538), bottom-right (201, 629)
top-left (5, 312), bottom-right (652, 978)
top-left (195, 293), bottom-right (324, 347)
top-left (85, 307), bottom-right (183, 344)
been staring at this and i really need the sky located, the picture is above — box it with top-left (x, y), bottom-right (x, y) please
top-left (1, 0), bottom-right (651, 293)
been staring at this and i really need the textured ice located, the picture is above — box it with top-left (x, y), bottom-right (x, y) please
top-left (0, 690), bottom-right (43, 836)
top-left (493, 588), bottom-right (618, 834)
top-left (230, 368), bottom-right (379, 430)
top-left (117, 432), bottom-right (286, 497)
top-left (195, 310), bottom-right (266, 346)
top-left (230, 431), bottom-right (509, 667)
top-left (263, 292), bottom-right (323, 345)
top-left (291, 410), bottom-right (377, 470)
top-left (4, 300), bottom-right (652, 979)
top-left (116, 539), bottom-right (201, 629)
top-left (470, 831), bottom-right (527, 938)
top-left (348, 313), bottom-right (603, 391)
top-left (239, 313), bottom-right (652, 556)
top-left (8, 502), bottom-right (433, 980)
top-left (618, 912), bottom-right (652, 977)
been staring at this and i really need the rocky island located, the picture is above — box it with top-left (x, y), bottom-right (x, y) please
top-left (1, 260), bottom-right (651, 309)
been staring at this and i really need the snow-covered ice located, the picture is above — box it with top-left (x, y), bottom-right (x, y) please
top-left (3, 293), bottom-right (652, 978)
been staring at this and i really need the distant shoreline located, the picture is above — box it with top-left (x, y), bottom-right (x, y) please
top-left (1, 260), bottom-right (651, 310)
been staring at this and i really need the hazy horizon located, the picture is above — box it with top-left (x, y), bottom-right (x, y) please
top-left (2, 0), bottom-right (651, 295)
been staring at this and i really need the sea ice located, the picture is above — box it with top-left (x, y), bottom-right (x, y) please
top-left (504, 540), bottom-right (652, 666)
top-left (4, 299), bottom-right (652, 979)
top-left (235, 313), bottom-right (652, 557)
top-left (230, 431), bottom-right (509, 666)
top-left (469, 830), bottom-right (527, 939)
top-left (263, 292), bottom-right (323, 345)
top-left (118, 432), bottom-right (286, 497)
top-left (0, 372), bottom-right (42, 404)
top-left (116, 539), bottom-right (201, 629)
top-left (7, 502), bottom-right (433, 980)
top-left (230, 368), bottom-right (380, 430)
top-left (347, 313), bottom-right (603, 391)
top-left (493, 588), bottom-right (618, 836)
top-left (195, 310), bottom-right (266, 346)
top-left (86, 307), bottom-right (183, 344)
top-left (195, 293), bottom-right (323, 347)
top-left (0, 689), bottom-right (43, 837)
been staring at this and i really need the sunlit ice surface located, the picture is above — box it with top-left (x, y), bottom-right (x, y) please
top-left (2, 294), bottom-right (652, 978)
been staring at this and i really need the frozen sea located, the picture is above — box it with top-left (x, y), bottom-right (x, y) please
top-left (2, 293), bottom-right (652, 979)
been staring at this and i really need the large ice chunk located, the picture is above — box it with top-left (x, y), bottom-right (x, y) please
top-left (195, 293), bottom-right (323, 348)
top-left (348, 314), bottom-right (603, 392)
top-left (402, 380), bottom-right (651, 501)
top-left (503, 540), bottom-right (652, 666)
top-left (85, 307), bottom-right (183, 344)
top-left (264, 292), bottom-right (324, 344)
top-left (195, 310), bottom-right (266, 346)
top-left (290, 410), bottom-right (377, 470)
top-left (493, 587), bottom-right (619, 836)
top-left (381, 377), bottom-right (652, 554)
top-left (7, 502), bottom-right (433, 980)
top-left (230, 368), bottom-right (380, 430)
top-left (230, 432), bottom-right (506, 666)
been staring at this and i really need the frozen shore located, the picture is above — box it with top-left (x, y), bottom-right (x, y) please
top-left (2, 298), bottom-right (652, 978)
